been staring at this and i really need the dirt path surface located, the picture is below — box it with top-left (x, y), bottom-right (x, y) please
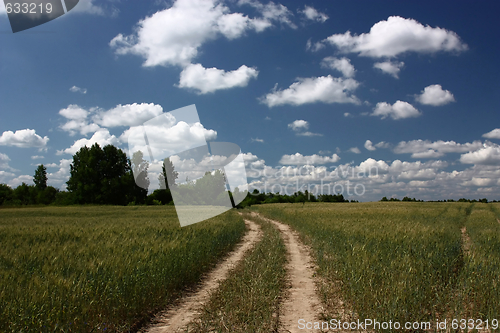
top-left (461, 226), bottom-right (472, 256)
top-left (143, 219), bottom-right (262, 333)
top-left (253, 213), bottom-right (323, 333)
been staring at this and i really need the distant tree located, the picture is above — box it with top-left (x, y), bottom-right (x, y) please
top-left (33, 164), bottom-right (48, 190)
top-left (0, 184), bottom-right (13, 205)
top-left (130, 151), bottom-right (149, 204)
top-left (13, 182), bottom-right (37, 205)
top-left (380, 196), bottom-right (389, 201)
top-left (66, 143), bottom-right (135, 205)
top-left (158, 157), bottom-right (179, 190)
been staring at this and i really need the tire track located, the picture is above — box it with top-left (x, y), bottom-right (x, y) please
top-left (252, 212), bottom-right (323, 333)
top-left (142, 219), bottom-right (262, 333)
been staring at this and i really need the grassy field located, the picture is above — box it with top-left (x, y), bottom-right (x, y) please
top-left (255, 202), bottom-right (500, 327)
top-left (0, 206), bottom-right (245, 332)
top-left (2, 203), bottom-right (500, 332)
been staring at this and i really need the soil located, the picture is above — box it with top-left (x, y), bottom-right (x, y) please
top-left (142, 219), bottom-right (262, 333)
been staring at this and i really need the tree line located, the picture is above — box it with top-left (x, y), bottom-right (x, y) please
top-left (2, 143), bottom-right (495, 207)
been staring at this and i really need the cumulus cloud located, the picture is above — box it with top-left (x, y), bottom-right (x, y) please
top-left (111, 0), bottom-right (293, 68)
top-left (92, 103), bottom-right (164, 127)
top-left (0, 129), bottom-right (49, 148)
top-left (31, 155), bottom-right (44, 160)
top-left (460, 143), bottom-right (500, 165)
top-left (69, 86), bottom-right (87, 94)
top-left (47, 159), bottom-right (73, 189)
top-left (372, 101), bottom-right (421, 120)
top-left (178, 63), bottom-right (258, 94)
top-left (288, 120), bottom-right (309, 131)
top-left (279, 152), bottom-right (340, 165)
top-left (394, 139), bottom-right (483, 158)
top-left (364, 140), bottom-right (376, 151)
top-left (322, 16), bottom-right (467, 58)
top-left (373, 61), bottom-right (404, 78)
top-left (483, 128), bottom-right (500, 139)
top-left (57, 129), bottom-right (120, 155)
top-left (349, 147), bottom-right (361, 154)
top-left (8, 175), bottom-right (33, 188)
top-left (0, 152), bottom-right (16, 171)
top-left (287, 120), bottom-right (322, 137)
top-left (415, 84), bottom-right (455, 106)
top-left (261, 75), bottom-right (360, 107)
top-left (321, 57), bottom-right (355, 78)
top-left (59, 103), bottom-right (165, 136)
top-left (298, 5), bottom-right (328, 23)
top-left (124, 120), bottom-right (217, 159)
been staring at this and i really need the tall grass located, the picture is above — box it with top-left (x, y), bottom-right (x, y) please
top-left (0, 206), bottom-right (245, 332)
top-left (256, 202), bottom-right (472, 326)
top-left (457, 203), bottom-right (500, 319)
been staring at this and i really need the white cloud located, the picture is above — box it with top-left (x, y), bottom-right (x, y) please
top-left (375, 141), bottom-right (391, 149)
top-left (0, 129), bottom-right (49, 148)
top-left (92, 103), bottom-right (164, 127)
top-left (373, 61), bottom-right (404, 78)
top-left (460, 144), bottom-right (500, 165)
top-left (261, 75), bottom-right (360, 107)
top-left (124, 120), bottom-right (217, 159)
top-left (31, 155), bottom-right (44, 160)
top-left (372, 101), bottom-right (421, 120)
top-left (349, 147), bottom-right (361, 154)
top-left (59, 103), bottom-right (165, 136)
top-left (288, 120), bottom-right (309, 131)
top-left (69, 86), bottom-right (87, 94)
top-left (59, 104), bottom-right (100, 136)
top-left (57, 129), bottom-right (120, 155)
top-left (0, 152), bottom-right (16, 171)
top-left (8, 175), bottom-right (33, 188)
top-left (415, 84), bottom-right (455, 106)
top-left (394, 139), bottom-right (483, 158)
top-left (59, 104), bottom-right (88, 120)
top-left (251, 138), bottom-right (264, 143)
top-left (0, 171), bottom-right (16, 184)
top-left (238, 0), bottom-right (296, 29)
top-left (321, 57), bottom-right (355, 78)
top-left (47, 159), bottom-right (73, 189)
top-left (483, 128), bottom-right (500, 139)
top-left (287, 120), bottom-right (322, 136)
top-left (111, 0), bottom-right (293, 68)
top-left (178, 63), bottom-right (258, 94)
top-left (299, 5), bottom-right (328, 23)
top-left (297, 131), bottom-right (323, 137)
top-left (279, 152), bottom-right (340, 165)
top-left (364, 140), bottom-right (376, 151)
top-left (323, 16), bottom-right (467, 58)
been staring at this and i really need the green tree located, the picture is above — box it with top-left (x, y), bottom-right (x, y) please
top-left (13, 182), bottom-right (37, 205)
top-left (66, 143), bottom-right (135, 205)
top-left (0, 183), bottom-right (13, 205)
top-left (158, 157), bottom-right (179, 190)
top-left (33, 164), bottom-right (47, 190)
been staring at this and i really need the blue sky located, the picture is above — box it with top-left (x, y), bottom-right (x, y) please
top-left (1, 0), bottom-right (500, 201)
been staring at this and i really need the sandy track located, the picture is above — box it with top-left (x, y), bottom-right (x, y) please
top-left (143, 219), bottom-right (262, 333)
top-left (254, 213), bottom-right (323, 333)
